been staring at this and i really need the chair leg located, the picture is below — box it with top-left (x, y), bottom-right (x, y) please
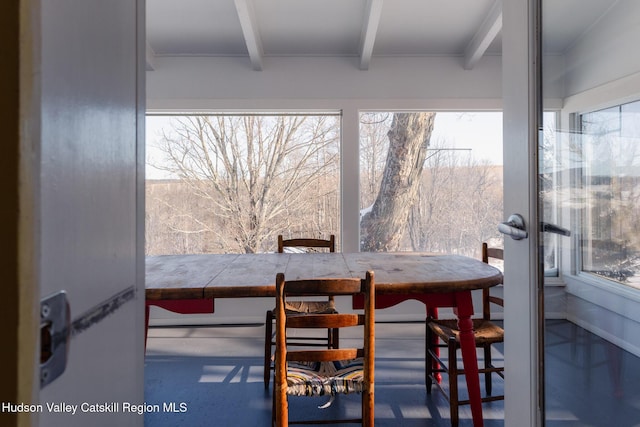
top-left (144, 303), bottom-right (150, 353)
top-left (448, 337), bottom-right (459, 427)
top-left (425, 320), bottom-right (433, 392)
top-left (427, 308), bottom-right (441, 384)
top-left (274, 386), bottom-right (288, 427)
top-left (362, 389), bottom-right (374, 427)
top-left (484, 344), bottom-right (492, 396)
top-left (332, 327), bottom-right (339, 349)
top-left (264, 310), bottom-right (274, 388)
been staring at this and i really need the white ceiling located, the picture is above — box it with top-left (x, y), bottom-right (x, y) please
top-left (146, 0), bottom-right (618, 71)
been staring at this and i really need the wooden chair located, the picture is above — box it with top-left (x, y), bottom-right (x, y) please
top-left (425, 243), bottom-right (504, 427)
top-left (264, 235), bottom-right (338, 388)
top-left (277, 235), bottom-right (336, 254)
top-left (273, 271), bottom-right (375, 426)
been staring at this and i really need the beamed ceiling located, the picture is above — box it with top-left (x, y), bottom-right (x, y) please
top-left (146, 0), bottom-right (618, 71)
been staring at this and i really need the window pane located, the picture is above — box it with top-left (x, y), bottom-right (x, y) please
top-left (359, 111), bottom-right (503, 257)
top-left (146, 114), bottom-right (341, 254)
top-left (540, 111), bottom-right (562, 276)
top-left (580, 101), bottom-right (640, 286)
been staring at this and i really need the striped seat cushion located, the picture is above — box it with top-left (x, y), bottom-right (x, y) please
top-left (286, 359), bottom-right (365, 396)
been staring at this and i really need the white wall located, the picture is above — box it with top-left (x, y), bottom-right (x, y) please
top-left (563, 0), bottom-right (640, 99)
top-left (147, 55), bottom-right (503, 108)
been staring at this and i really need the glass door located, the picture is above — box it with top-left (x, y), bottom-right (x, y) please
top-left (540, 0), bottom-right (640, 425)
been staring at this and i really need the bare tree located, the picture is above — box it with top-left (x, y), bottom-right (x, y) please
top-left (359, 113), bottom-right (392, 208)
top-left (146, 180), bottom-right (220, 254)
top-left (408, 144), bottom-right (502, 255)
top-left (360, 112), bottom-right (436, 251)
top-left (150, 115), bottom-right (339, 253)
top-left (359, 113), bottom-right (504, 256)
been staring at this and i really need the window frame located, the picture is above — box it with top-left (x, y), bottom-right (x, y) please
top-left (356, 109), bottom-right (505, 256)
top-left (574, 99), bottom-right (640, 289)
top-left (144, 111), bottom-right (343, 254)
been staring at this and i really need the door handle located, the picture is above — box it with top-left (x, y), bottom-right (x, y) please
top-left (540, 221), bottom-right (571, 236)
top-left (498, 213), bottom-right (528, 240)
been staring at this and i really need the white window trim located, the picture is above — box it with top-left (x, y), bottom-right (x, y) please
top-left (550, 73), bottom-right (640, 363)
top-left (146, 100), bottom-right (504, 253)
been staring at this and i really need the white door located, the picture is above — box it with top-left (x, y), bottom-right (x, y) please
top-left (37, 0), bottom-right (145, 426)
top-left (503, 0), bottom-right (640, 426)
top-left (502, 1), bottom-right (541, 426)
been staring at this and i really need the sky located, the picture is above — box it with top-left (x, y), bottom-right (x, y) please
top-left (431, 112), bottom-right (503, 165)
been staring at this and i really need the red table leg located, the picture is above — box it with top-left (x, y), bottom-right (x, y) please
top-left (455, 291), bottom-right (484, 427)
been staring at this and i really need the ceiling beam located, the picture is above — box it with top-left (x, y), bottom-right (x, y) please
top-left (463, 0), bottom-right (502, 70)
top-left (359, 0), bottom-right (384, 70)
top-left (146, 42), bottom-right (156, 71)
top-left (234, 0), bottom-right (264, 71)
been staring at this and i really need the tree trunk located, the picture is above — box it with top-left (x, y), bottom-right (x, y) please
top-left (360, 112), bottom-right (435, 251)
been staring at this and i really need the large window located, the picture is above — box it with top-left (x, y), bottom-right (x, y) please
top-left (146, 111), bottom-right (508, 259)
top-left (579, 100), bottom-right (640, 286)
top-left (145, 113), bottom-right (340, 254)
top-left (358, 111), bottom-right (504, 257)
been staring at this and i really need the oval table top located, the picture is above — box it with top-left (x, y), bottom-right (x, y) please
top-left (145, 252), bottom-right (503, 300)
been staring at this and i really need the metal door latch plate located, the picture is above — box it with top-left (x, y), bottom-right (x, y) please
top-left (40, 291), bottom-right (70, 388)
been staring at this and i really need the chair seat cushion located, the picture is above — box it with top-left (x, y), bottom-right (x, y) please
top-left (284, 300), bottom-right (337, 314)
top-left (428, 318), bottom-right (504, 345)
top-left (285, 359), bottom-right (365, 396)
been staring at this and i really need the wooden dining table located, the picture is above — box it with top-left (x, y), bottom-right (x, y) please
top-left (146, 252), bottom-right (503, 427)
